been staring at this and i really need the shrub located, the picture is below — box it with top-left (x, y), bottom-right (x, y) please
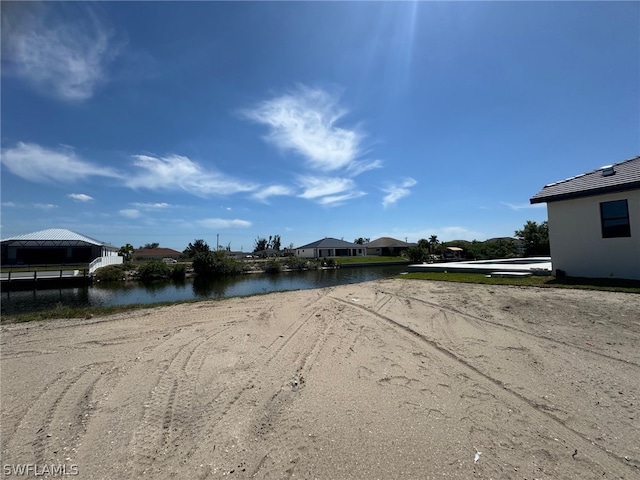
top-left (402, 246), bottom-right (429, 263)
top-left (192, 250), bottom-right (244, 277)
top-left (94, 264), bottom-right (128, 282)
top-left (322, 258), bottom-right (338, 268)
top-left (138, 260), bottom-right (171, 281)
top-left (171, 263), bottom-right (186, 281)
top-left (284, 256), bottom-right (310, 271)
top-left (263, 259), bottom-right (282, 274)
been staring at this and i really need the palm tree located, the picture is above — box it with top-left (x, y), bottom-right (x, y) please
top-left (428, 235), bottom-right (439, 254)
top-left (118, 243), bottom-right (134, 262)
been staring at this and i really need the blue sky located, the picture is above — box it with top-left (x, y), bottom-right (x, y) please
top-left (1, 1), bottom-right (638, 252)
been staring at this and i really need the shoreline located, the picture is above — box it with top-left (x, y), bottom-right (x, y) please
top-left (1, 279), bottom-right (639, 479)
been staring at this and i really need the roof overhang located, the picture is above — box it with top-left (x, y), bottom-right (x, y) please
top-left (530, 182), bottom-right (640, 204)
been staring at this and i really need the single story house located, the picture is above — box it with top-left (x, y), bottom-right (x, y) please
top-left (295, 238), bottom-right (365, 258)
top-left (1, 228), bottom-right (120, 266)
top-left (252, 248), bottom-right (281, 258)
top-left (133, 248), bottom-right (182, 261)
top-left (530, 156), bottom-right (639, 280)
top-left (364, 237), bottom-right (415, 256)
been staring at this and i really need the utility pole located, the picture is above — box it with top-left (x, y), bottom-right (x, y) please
top-left (216, 234), bottom-right (219, 250)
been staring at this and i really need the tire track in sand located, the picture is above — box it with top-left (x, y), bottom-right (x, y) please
top-left (3, 363), bottom-right (110, 467)
top-left (129, 326), bottom-right (230, 476)
top-left (129, 290), bottom-right (334, 477)
top-left (383, 288), bottom-right (640, 368)
top-left (179, 292), bottom-right (339, 478)
top-left (328, 294), bottom-right (637, 478)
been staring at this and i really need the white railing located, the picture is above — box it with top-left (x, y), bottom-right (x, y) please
top-left (89, 255), bottom-right (124, 275)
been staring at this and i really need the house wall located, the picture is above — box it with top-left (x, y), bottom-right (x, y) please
top-left (296, 248), bottom-right (316, 258)
top-left (547, 190), bottom-right (640, 280)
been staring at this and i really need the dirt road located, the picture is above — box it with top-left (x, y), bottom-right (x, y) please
top-left (1, 279), bottom-right (638, 479)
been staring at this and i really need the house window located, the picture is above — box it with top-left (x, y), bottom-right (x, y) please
top-left (600, 200), bottom-right (631, 238)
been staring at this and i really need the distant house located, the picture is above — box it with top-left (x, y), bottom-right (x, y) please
top-left (252, 248), bottom-right (280, 258)
top-left (365, 237), bottom-right (415, 256)
top-left (442, 246), bottom-right (464, 261)
top-left (133, 248), bottom-right (182, 261)
top-left (295, 238), bottom-right (365, 258)
top-left (1, 228), bottom-right (120, 266)
top-left (530, 156), bottom-right (639, 280)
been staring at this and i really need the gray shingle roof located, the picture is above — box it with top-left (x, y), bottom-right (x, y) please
top-left (365, 237), bottom-right (414, 248)
top-left (296, 237), bottom-right (360, 249)
top-left (530, 156), bottom-right (640, 204)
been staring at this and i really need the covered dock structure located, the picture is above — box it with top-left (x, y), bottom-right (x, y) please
top-left (1, 229), bottom-right (120, 267)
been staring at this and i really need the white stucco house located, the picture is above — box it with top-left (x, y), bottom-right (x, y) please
top-left (295, 238), bottom-right (365, 258)
top-left (530, 156), bottom-right (639, 280)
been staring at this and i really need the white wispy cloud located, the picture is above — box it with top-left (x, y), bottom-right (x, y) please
top-left (346, 159), bottom-right (383, 177)
top-left (119, 209), bottom-right (141, 219)
top-left (131, 202), bottom-right (174, 209)
top-left (127, 154), bottom-right (258, 196)
top-left (243, 85), bottom-right (375, 173)
top-left (2, 202), bottom-right (17, 208)
top-left (297, 176), bottom-right (359, 201)
top-left (317, 191), bottom-right (366, 207)
top-left (502, 202), bottom-right (546, 211)
top-left (33, 203), bottom-right (58, 210)
top-left (252, 185), bottom-right (296, 203)
top-left (1, 142), bottom-right (121, 184)
top-left (2, 4), bottom-right (118, 101)
top-left (197, 218), bottom-right (252, 229)
top-left (381, 178), bottom-right (417, 208)
top-left (68, 193), bottom-right (93, 202)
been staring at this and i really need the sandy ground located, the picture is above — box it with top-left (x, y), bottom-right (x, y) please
top-left (1, 279), bottom-right (639, 479)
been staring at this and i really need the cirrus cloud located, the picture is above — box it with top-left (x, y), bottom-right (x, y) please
top-left (252, 185), bottom-right (296, 203)
top-left (242, 85), bottom-right (376, 174)
top-left (1, 142), bottom-right (121, 184)
top-left (127, 154), bottom-right (258, 197)
top-left (2, 3), bottom-right (118, 101)
top-left (68, 193), bottom-right (93, 202)
top-left (382, 178), bottom-right (417, 208)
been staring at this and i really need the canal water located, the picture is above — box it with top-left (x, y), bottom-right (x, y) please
top-left (1, 265), bottom-right (407, 316)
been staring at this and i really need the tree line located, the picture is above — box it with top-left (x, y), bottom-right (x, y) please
top-left (403, 221), bottom-right (549, 263)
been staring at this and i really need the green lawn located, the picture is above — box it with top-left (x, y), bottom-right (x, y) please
top-left (401, 272), bottom-right (640, 294)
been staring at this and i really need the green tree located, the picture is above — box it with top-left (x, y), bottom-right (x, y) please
top-left (403, 245), bottom-right (429, 263)
top-left (183, 239), bottom-right (211, 258)
top-left (192, 250), bottom-right (244, 277)
top-left (142, 242), bottom-right (160, 249)
top-left (118, 243), bottom-right (134, 262)
top-left (515, 221), bottom-right (550, 256)
top-left (254, 237), bottom-right (268, 252)
top-left (353, 237), bottom-right (370, 245)
top-left (138, 260), bottom-right (171, 281)
top-left (428, 235), bottom-right (439, 254)
top-left (272, 234), bottom-right (281, 251)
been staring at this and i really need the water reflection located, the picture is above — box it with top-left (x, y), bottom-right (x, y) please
top-left (1, 265), bottom-right (407, 316)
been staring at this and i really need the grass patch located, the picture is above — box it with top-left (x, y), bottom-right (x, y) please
top-left (1, 298), bottom-right (217, 324)
top-left (401, 272), bottom-right (640, 293)
top-left (335, 256), bottom-right (408, 265)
